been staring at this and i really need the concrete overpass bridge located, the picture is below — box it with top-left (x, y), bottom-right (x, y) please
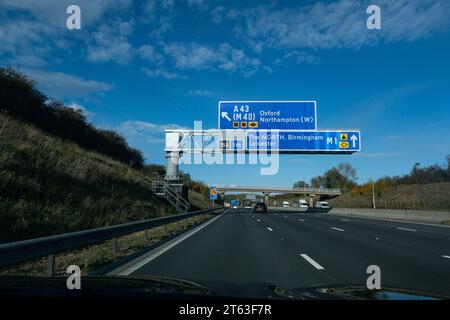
top-left (214, 185), bottom-right (341, 206)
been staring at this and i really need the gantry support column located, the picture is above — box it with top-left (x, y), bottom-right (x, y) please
top-left (263, 192), bottom-right (270, 205)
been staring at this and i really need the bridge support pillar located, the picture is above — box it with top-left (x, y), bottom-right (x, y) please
top-left (308, 195), bottom-right (315, 208)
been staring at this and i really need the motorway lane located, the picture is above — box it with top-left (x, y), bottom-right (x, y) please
top-left (258, 211), bottom-right (450, 295)
top-left (131, 210), bottom-right (332, 295)
top-left (129, 209), bottom-right (450, 297)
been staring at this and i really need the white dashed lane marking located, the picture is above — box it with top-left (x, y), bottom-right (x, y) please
top-left (267, 227), bottom-right (274, 232)
top-left (300, 254), bottom-right (324, 270)
top-left (331, 227), bottom-right (345, 232)
top-left (397, 227), bottom-right (417, 232)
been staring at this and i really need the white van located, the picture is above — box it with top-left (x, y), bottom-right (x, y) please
top-left (298, 199), bottom-right (309, 208)
top-left (282, 201), bottom-right (290, 208)
top-left (315, 201), bottom-right (330, 209)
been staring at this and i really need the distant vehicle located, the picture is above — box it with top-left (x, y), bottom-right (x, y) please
top-left (315, 201), bottom-right (330, 209)
top-left (282, 201), bottom-right (290, 208)
top-left (253, 202), bottom-right (267, 213)
top-left (298, 199), bottom-right (309, 208)
top-left (243, 199), bottom-right (253, 209)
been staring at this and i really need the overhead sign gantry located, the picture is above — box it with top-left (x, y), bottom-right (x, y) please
top-left (163, 100), bottom-right (362, 181)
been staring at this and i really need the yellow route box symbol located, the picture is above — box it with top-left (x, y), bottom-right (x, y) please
top-left (240, 122), bottom-right (248, 128)
top-left (232, 122), bottom-right (239, 128)
top-left (340, 133), bottom-right (348, 141)
top-left (339, 141), bottom-right (349, 149)
top-left (249, 121), bottom-right (258, 128)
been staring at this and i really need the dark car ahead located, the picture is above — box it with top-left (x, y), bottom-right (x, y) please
top-left (253, 202), bottom-right (268, 213)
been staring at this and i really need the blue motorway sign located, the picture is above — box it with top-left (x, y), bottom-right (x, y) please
top-left (219, 101), bottom-right (316, 130)
top-left (218, 139), bottom-right (244, 151)
top-left (210, 186), bottom-right (219, 200)
top-left (246, 130), bottom-right (361, 153)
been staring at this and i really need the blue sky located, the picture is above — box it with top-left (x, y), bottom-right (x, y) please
top-left (1, 0), bottom-right (450, 187)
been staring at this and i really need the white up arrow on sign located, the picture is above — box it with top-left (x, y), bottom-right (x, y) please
top-left (221, 111), bottom-right (231, 121)
top-left (350, 135), bottom-right (358, 148)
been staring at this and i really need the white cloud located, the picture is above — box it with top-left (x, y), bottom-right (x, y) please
top-left (138, 44), bottom-right (163, 63)
top-left (141, 67), bottom-right (185, 80)
top-left (161, 0), bottom-right (175, 11)
top-left (229, 0), bottom-right (450, 51)
top-left (66, 103), bottom-right (96, 118)
top-left (118, 120), bottom-right (183, 144)
top-left (188, 0), bottom-right (206, 9)
top-left (188, 89), bottom-right (214, 97)
top-left (280, 51), bottom-right (319, 65)
top-left (0, 18), bottom-right (54, 56)
top-left (24, 69), bottom-right (113, 99)
top-left (87, 21), bottom-right (135, 65)
top-left (162, 42), bottom-right (260, 76)
top-left (1, 1), bottom-right (136, 67)
top-left (210, 6), bottom-right (225, 24)
top-left (150, 16), bottom-right (173, 37)
top-left (1, 0), bottom-right (132, 26)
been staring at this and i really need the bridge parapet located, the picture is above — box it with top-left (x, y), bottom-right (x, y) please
top-left (214, 185), bottom-right (341, 196)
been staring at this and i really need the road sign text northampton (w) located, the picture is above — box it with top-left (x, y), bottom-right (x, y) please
top-left (219, 101), bottom-right (317, 130)
top-left (210, 187), bottom-right (218, 200)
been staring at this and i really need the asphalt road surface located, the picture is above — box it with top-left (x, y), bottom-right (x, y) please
top-left (125, 209), bottom-right (450, 297)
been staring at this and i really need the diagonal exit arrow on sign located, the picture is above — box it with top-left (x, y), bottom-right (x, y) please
top-left (221, 112), bottom-right (231, 121)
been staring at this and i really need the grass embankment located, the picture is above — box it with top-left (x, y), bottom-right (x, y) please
top-left (328, 182), bottom-right (450, 211)
top-left (0, 114), bottom-right (209, 243)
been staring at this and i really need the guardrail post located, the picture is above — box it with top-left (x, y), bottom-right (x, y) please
top-left (47, 254), bottom-right (55, 277)
top-left (144, 230), bottom-right (149, 240)
top-left (112, 237), bottom-right (118, 254)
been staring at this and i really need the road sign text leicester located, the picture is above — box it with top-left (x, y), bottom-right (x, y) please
top-left (246, 130), bottom-right (361, 152)
top-left (219, 101), bottom-right (317, 130)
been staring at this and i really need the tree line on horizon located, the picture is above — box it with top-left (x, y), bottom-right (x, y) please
top-left (0, 68), bottom-right (144, 169)
top-left (294, 157), bottom-right (450, 195)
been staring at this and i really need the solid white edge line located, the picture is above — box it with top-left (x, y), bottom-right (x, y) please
top-left (300, 254), bottom-right (324, 270)
top-left (109, 212), bottom-right (225, 276)
top-left (331, 227), bottom-right (345, 232)
top-left (397, 227), bottom-right (417, 232)
top-left (332, 213), bottom-right (450, 229)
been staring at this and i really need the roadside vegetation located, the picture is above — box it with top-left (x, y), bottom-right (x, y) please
top-left (0, 68), bottom-right (212, 244)
top-left (0, 68), bottom-right (143, 169)
top-left (291, 158), bottom-right (450, 211)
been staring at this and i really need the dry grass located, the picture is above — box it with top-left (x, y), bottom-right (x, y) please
top-left (0, 214), bottom-right (213, 277)
top-left (1, 114), bottom-right (200, 242)
top-left (328, 182), bottom-right (450, 211)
